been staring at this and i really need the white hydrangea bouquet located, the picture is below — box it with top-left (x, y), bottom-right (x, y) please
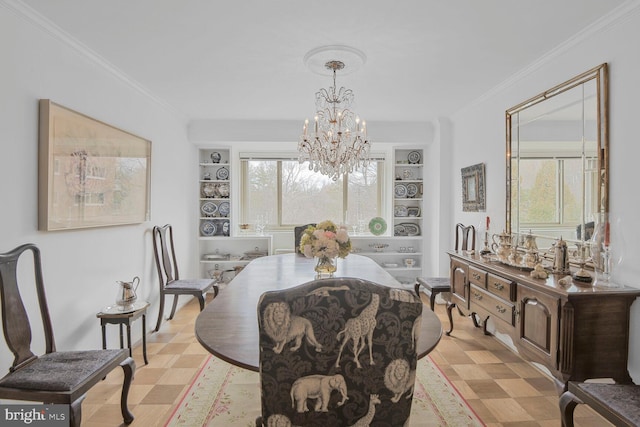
top-left (299, 220), bottom-right (351, 275)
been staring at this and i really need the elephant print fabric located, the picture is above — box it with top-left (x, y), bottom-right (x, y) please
top-left (257, 278), bottom-right (423, 427)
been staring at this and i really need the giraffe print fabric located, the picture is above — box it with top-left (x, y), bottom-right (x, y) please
top-left (257, 277), bottom-right (423, 427)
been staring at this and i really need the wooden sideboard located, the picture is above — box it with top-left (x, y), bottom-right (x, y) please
top-left (447, 251), bottom-right (640, 393)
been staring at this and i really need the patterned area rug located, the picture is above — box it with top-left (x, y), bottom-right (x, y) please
top-left (165, 355), bottom-right (483, 426)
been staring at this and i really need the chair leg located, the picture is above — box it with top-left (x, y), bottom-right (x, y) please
top-left (69, 395), bottom-right (86, 427)
top-left (429, 291), bottom-right (437, 311)
top-left (168, 295), bottom-right (179, 320)
top-left (120, 357), bottom-right (136, 424)
top-left (445, 302), bottom-right (456, 336)
top-left (154, 295), bottom-right (166, 332)
top-left (559, 390), bottom-right (581, 427)
top-left (197, 294), bottom-right (206, 311)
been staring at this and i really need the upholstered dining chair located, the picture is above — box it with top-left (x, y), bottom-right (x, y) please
top-left (256, 277), bottom-right (423, 427)
top-left (415, 223), bottom-right (475, 330)
top-left (152, 224), bottom-right (219, 332)
top-left (0, 243), bottom-right (135, 427)
top-left (294, 223), bottom-right (316, 254)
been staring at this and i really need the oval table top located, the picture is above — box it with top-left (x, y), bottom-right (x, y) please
top-left (195, 253), bottom-right (442, 371)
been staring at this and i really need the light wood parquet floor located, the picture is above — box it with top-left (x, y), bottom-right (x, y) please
top-left (81, 293), bottom-right (611, 426)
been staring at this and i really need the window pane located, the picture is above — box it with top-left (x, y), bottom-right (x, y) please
top-left (281, 161), bottom-right (342, 225)
top-left (242, 158), bottom-right (384, 229)
top-left (244, 160), bottom-right (277, 225)
top-left (562, 158), bottom-right (582, 224)
top-left (520, 159), bottom-right (558, 223)
top-left (346, 162), bottom-right (380, 225)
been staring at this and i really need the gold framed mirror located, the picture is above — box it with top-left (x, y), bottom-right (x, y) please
top-left (506, 64), bottom-right (608, 251)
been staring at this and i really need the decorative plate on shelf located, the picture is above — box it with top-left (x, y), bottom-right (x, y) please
top-left (394, 205), bottom-right (408, 217)
top-left (210, 151), bottom-right (222, 163)
top-left (201, 201), bottom-right (218, 217)
top-left (368, 217), bottom-right (387, 236)
top-left (217, 183), bottom-right (230, 198)
top-left (201, 182), bottom-right (217, 198)
top-left (399, 222), bottom-right (421, 236)
top-left (407, 207), bottom-right (421, 217)
top-left (216, 167), bottom-right (229, 180)
top-left (407, 151), bottom-right (421, 164)
top-left (406, 183), bottom-right (419, 198)
top-left (394, 183), bottom-right (408, 198)
top-left (220, 219), bottom-right (231, 236)
top-left (218, 201), bottom-right (230, 217)
top-left (200, 221), bottom-right (217, 236)
top-left (394, 224), bottom-right (406, 236)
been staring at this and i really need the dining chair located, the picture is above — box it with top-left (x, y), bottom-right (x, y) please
top-left (415, 223), bottom-right (475, 332)
top-left (152, 224), bottom-right (219, 332)
top-left (0, 243), bottom-right (135, 427)
top-left (294, 223), bottom-right (316, 254)
top-left (256, 277), bottom-right (422, 427)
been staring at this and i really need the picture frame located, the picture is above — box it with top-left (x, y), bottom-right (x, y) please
top-left (38, 99), bottom-right (152, 231)
top-left (461, 163), bottom-right (486, 212)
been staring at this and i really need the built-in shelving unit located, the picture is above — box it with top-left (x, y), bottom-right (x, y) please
top-left (198, 148), bottom-right (272, 280)
top-left (350, 147), bottom-right (425, 287)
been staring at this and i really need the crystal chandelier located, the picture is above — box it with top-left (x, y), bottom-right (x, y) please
top-left (298, 60), bottom-right (371, 181)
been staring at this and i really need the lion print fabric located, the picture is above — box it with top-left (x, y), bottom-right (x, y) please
top-left (257, 278), bottom-right (423, 427)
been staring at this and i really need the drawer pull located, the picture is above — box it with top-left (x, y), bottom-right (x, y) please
top-left (472, 273), bottom-right (481, 281)
top-left (493, 282), bottom-right (504, 291)
top-left (496, 305), bottom-right (506, 314)
top-left (473, 292), bottom-right (483, 300)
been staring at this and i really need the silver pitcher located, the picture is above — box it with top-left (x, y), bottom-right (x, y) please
top-left (116, 276), bottom-right (139, 307)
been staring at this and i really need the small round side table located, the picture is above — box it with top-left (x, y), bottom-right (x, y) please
top-left (97, 300), bottom-right (150, 365)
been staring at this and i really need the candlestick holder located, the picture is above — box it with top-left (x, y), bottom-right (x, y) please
top-left (591, 212), bottom-right (621, 288)
top-left (480, 229), bottom-right (491, 256)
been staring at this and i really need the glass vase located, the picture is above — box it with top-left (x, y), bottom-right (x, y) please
top-left (590, 213), bottom-right (623, 287)
top-left (315, 256), bottom-right (337, 278)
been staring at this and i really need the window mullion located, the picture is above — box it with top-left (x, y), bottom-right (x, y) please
top-left (277, 161), bottom-right (283, 227)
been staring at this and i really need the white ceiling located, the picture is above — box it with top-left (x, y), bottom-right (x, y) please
top-left (18, 0), bottom-right (626, 123)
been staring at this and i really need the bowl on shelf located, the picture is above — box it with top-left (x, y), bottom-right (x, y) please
top-left (369, 243), bottom-right (389, 252)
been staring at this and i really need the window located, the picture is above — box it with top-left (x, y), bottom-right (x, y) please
top-left (241, 156), bottom-right (383, 229)
top-left (518, 157), bottom-right (586, 227)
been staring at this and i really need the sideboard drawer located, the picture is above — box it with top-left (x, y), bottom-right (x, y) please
top-left (470, 285), bottom-right (515, 326)
top-left (468, 266), bottom-right (487, 287)
top-left (487, 273), bottom-right (515, 301)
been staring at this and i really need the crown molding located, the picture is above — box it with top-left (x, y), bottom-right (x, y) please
top-left (1, 0), bottom-right (187, 124)
top-left (455, 0), bottom-right (640, 117)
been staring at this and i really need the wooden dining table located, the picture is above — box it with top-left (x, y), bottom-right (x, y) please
top-left (195, 253), bottom-right (442, 371)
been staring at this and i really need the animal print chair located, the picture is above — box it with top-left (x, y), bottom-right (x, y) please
top-left (256, 277), bottom-right (423, 427)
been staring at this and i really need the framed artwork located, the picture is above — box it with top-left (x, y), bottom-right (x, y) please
top-left (38, 99), bottom-right (152, 231)
top-left (461, 163), bottom-right (486, 212)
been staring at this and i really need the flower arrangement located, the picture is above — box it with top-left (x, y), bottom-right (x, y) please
top-left (299, 220), bottom-right (352, 260)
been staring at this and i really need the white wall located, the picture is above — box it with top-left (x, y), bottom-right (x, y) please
top-left (0, 6), bottom-right (195, 374)
top-left (450, 4), bottom-right (640, 381)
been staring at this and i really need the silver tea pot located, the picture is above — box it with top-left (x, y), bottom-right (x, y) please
top-left (116, 276), bottom-right (139, 307)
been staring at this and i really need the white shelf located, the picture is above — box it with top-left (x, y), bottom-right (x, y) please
top-left (356, 251), bottom-right (422, 256)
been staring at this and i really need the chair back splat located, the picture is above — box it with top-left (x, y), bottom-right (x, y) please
top-left (0, 243), bottom-right (135, 426)
top-left (256, 277), bottom-right (422, 426)
top-left (294, 223), bottom-right (316, 254)
top-left (153, 223), bottom-right (179, 283)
